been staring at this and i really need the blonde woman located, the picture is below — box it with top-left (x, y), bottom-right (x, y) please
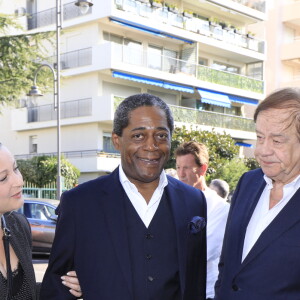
top-left (0, 143), bottom-right (81, 299)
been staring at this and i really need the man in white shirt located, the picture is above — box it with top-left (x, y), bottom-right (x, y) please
top-left (175, 141), bottom-right (229, 300)
top-left (214, 87), bottom-right (300, 300)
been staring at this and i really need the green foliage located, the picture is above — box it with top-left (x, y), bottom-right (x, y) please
top-left (0, 14), bottom-right (54, 105)
top-left (17, 155), bottom-right (80, 189)
top-left (166, 126), bottom-right (239, 175)
top-left (244, 157), bottom-right (260, 170)
top-left (166, 126), bottom-right (252, 191)
top-left (207, 158), bottom-right (249, 192)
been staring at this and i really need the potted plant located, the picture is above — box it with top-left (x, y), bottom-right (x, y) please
top-left (246, 31), bottom-right (255, 39)
top-left (183, 9), bottom-right (193, 18)
top-left (151, 0), bottom-right (163, 8)
top-left (208, 17), bottom-right (219, 26)
top-left (167, 3), bottom-right (179, 13)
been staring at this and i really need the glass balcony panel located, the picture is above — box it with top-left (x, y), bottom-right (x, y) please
top-left (27, 98), bottom-right (92, 123)
top-left (170, 105), bottom-right (255, 132)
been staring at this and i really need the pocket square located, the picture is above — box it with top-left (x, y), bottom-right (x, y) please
top-left (189, 216), bottom-right (206, 234)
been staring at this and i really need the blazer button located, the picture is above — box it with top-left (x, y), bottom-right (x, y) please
top-left (232, 284), bottom-right (239, 291)
top-left (146, 233), bottom-right (154, 239)
top-left (148, 276), bottom-right (154, 282)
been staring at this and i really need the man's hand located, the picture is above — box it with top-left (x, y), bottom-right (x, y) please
top-left (61, 271), bottom-right (82, 298)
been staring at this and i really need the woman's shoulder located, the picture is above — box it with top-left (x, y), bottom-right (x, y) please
top-left (6, 211), bottom-right (30, 232)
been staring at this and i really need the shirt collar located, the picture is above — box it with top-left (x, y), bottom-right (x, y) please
top-left (264, 174), bottom-right (300, 189)
top-left (118, 165), bottom-right (168, 191)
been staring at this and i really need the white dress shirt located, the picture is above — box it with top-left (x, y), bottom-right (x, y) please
top-left (203, 188), bottom-right (230, 299)
top-left (242, 174), bottom-right (300, 262)
top-left (118, 165), bottom-right (168, 228)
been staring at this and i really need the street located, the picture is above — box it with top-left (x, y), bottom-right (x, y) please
top-left (32, 254), bottom-right (48, 283)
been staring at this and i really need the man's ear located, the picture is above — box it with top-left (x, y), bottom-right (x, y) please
top-left (112, 132), bottom-right (121, 151)
top-left (199, 164), bottom-right (208, 176)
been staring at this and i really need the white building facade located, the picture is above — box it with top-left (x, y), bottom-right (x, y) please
top-left (1, 0), bottom-right (267, 183)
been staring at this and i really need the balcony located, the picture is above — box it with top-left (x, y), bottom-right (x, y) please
top-left (27, 98), bottom-right (92, 123)
top-left (197, 65), bottom-right (264, 94)
top-left (113, 96), bottom-right (255, 132)
top-left (230, 0), bottom-right (266, 13)
top-left (170, 104), bottom-right (255, 132)
top-left (15, 150), bottom-right (121, 173)
top-left (110, 42), bottom-right (264, 94)
top-left (60, 48), bottom-right (92, 69)
top-left (27, 0), bottom-right (93, 30)
top-left (114, 0), bottom-right (265, 54)
top-left (282, 1), bottom-right (300, 27)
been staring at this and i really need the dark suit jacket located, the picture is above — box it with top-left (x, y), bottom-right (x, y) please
top-left (40, 168), bottom-right (207, 300)
top-left (0, 212), bottom-right (39, 299)
top-left (215, 168), bottom-right (300, 300)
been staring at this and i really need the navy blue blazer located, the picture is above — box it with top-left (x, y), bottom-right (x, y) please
top-left (40, 168), bottom-right (207, 300)
top-left (215, 168), bottom-right (300, 300)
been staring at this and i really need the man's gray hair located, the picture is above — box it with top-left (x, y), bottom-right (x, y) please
top-left (209, 179), bottom-right (230, 200)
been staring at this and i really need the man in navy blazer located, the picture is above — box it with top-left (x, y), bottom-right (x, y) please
top-left (215, 87), bottom-right (300, 300)
top-left (40, 93), bottom-right (207, 300)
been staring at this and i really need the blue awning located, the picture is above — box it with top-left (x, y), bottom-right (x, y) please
top-left (112, 71), bottom-right (194, 93)
top-left (235, 142), bottom-right (254, 148)
top-left (113, 71), bottom-right (164, 87)
top-left (163, 82), bottom-right (194, 93)
top-left (197, 88), bottom-right (231, 108)
top-left (229, 95), bottom-right (259, 106)
top-left (109, 17), bottom-right (194, 44)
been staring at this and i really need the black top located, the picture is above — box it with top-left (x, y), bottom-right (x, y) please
top-left (0, 262), bottom-right (32, 299)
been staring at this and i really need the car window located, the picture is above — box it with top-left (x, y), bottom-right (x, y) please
top-left (24, 203), bottom-right (56, 220)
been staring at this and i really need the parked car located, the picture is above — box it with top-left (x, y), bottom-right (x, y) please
top-left (17, 198), bottom-right (59, 254)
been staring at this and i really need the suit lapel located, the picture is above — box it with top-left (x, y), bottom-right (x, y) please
top-left (166, 179), bottom-right (188, 298)
top-left (100, 169), bottom-right (133, 297)
top-left (240, 186), bottom-right (300, 271)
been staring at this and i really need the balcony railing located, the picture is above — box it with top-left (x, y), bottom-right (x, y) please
top-left (231, 0), bottom-right (266, 13)
top-left (45, 47), bottom-right (92, 70)
top-left (15, 150), bottom-right (121, 160)
top-left (113, 96), bottom-right (255, 132)
top-left (170, 105), bottom-right (255, 132)
top-left (27, 98), bottom-right (92, 123)
top-left (112, 43), bottom-right (264, 93)
top-left (27, 1), bottom-right (93, 30)
top-left (197, 65), bottom-right (264, 94)
top-left (115, 0), bottom-right (265, 54)
top-left (60, 48), bottom-right (92, 69)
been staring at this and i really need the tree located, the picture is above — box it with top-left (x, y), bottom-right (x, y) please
top-left (166, 125), bottom-right (240, 174)
top-left (207, 158), bottom-right (249, 192)
top-left (17, 155), bottom-right (80, 189)
top-left (166, 125), bottom-right (250, 191)
top-left (0, 14), bottom-right (54, 105)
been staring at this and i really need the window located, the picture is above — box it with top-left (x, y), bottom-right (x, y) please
top-left (197, 102), bottom-right (241, 116)
top-left (29, 135), bottom-right (37, 153)
top-left (23, 203), bottom-right (56, 220)
top-left (123, 39), bottom-right (142, 65)
top-left (103, 32), bottom-right (142, 65)
top-left (198, 57), bottom-right (208, 66)
top-left (148, 45), bottom-right (162, 70)
top-left (103, 133), bottom-right (119, 154)
top-left (247, 62), bottom-right (263, 80)
top-left (163, 48), bottom-right (178, 73)
top-left (212, 61), bottom-right (239, 74)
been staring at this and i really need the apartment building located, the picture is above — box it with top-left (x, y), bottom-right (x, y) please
top-left (1, 0), bottom-right (267, 182)
top-left (264, 0), bottom-right (300, 93)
